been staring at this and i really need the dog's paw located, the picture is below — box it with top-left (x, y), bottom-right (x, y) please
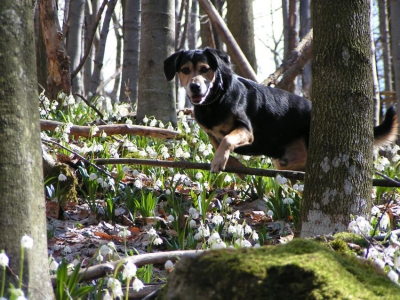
top-left (210, 151), bottom-right (229, 173)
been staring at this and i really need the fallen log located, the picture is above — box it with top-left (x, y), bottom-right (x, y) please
top-left (40, 119), bottom-right (179, 139)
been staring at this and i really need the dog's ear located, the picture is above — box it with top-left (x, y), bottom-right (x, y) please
top-left (203, 47), bottom-right (231, 67)
top-left (164, 50), bottom-right (184, 81)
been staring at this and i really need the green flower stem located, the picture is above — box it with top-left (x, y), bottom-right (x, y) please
top-left (1, 266), bottom-right (5, 297)
top-left (19, 247), bottom-right (25, 289)
top-left (125, 278), bottom-right (131, 300)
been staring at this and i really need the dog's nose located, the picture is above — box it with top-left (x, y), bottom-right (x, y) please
top-left (189, 83), bottom-right (201, 93)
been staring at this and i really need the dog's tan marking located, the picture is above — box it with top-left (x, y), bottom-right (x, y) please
top-left (273, 138), bottom-right (307, 171)
top-left (178, 62), bottom-right (215, 89)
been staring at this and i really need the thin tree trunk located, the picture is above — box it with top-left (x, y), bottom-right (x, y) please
top-left (67, 0), bottom-right (85, 96)
top-left (227, 0), bottom-right (257, 76)
top-left (378, 0), bottom-right (392, 92)
top-left (137, 0), bottom-right (177, 126)
top-left (370, 0), bottom-right (380, 126)
top-left (0, 1), bottom-right (54, 299)
top-left (119, 0), bottom-right (141, 104)
top-left (38, 0), bottom-right (71, 100)
top-left (89, 0), bottom-right (118, 97)
top-left (111, 11), bottom-right (122, 102)
top-left (300, 0), bottom-right (373, 237)
top-left (188, 0), bottom-right (198, 49)
top-left (299, 0), bottom-right (311, 97)
top-left (390, 0), bottom-right (400, 135)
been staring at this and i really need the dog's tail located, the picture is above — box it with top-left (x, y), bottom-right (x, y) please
top-left (374, 106), bottom-right (398, 147)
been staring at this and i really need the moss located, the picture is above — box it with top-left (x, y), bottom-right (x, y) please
top-left (159, 239), bottom-right (400, 300)
top-left (334, 232), bottom-right (369, 247)
top-left (45, 163), bottom-right (78, 206)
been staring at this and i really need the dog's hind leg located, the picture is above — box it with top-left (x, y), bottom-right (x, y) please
top-left (273, 138), bottom-right (308, 172)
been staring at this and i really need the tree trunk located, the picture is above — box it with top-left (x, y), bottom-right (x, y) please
top-left (300, 0), bottom-right (373, 237)
top-left (137, 0), bottom-right (177, 127)
top-left (370, 1), bottom-right (380, 126)
top-left (67, 0), bottom-right (85, 96)
top-left (378, 0), bottom-right (392, 92)
top-left (0, 1), bottom-right (54, 299)
top-left (38, 0), bottom-right (71, 100)
top-left (226, 0), bottom-right (257, 76)
top-left (119, 0), bottom-right (141, 103)
top-left (111, 11), bottom-right (122, 102)
top-left (390, 0), bottom-right (400, 133)
top-left (34, 4), bottom-right (48, 95)
top-left (299, 0), bottom-right (311, 97)
top-left (89, 0), bottom-right (118, 97)
top-left (188, 0), bottom-right (198, 49)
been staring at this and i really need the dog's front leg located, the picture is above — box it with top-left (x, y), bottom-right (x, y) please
top-left (210, 127), bottom-right (253, 173)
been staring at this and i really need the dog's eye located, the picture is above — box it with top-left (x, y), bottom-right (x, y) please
top-left (200, 66), bottom-right (210, 73)
top-left (180, 68), bottom-right (190, 75)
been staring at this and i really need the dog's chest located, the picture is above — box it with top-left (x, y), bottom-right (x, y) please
top-left (196, 113), bottom-right (235, 142)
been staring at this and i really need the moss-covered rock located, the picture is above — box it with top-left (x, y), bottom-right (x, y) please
top-left (45, 163), bottom-right (78, 206)
top-left (158, 239), bottom-right (399, 300)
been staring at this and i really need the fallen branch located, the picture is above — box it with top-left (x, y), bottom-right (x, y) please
top-left (263, 29), bottom-right (313, 87)
top-left (40, 119), bottom-right (179, 139)
top-left (93, 158), bottom-right (400, 187)
top-left (94, 158), bottom-right (306, 180)
top-left (50, 250), bottom-right (202, 286)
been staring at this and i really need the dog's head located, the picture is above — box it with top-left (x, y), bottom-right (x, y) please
top-left (164, 47), bottom-right (231, 105)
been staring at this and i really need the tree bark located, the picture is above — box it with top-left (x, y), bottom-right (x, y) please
top-left (111, 11), bottom-right (123, 102)
top-left (0, 1), bottom-right (54, 299)
top-left (137, 0), bottom-right (177, 127)
top-left (300, 0), bottom-right (374, 237)
top-left (378, 0), bottom-right (392, 92)
top-left (119, 0), bottom-right (141, 103)
top-left (226, 0), bottom-right (257, 77)
top-left (38, 0), bottom-right (71, 100)
top-left (299, 0), bottom-right (311, 97)
top-left (390, 0), bottom-right (400, 134)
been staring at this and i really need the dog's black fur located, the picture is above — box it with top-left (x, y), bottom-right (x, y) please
top-left (164, 47), bottom-right (398, 173)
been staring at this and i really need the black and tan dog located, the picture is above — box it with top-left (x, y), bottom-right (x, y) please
top-left (164, 47), bottom-right (398, 173)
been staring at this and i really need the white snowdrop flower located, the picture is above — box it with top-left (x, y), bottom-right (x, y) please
top-left (21, 235), bottom-right (34, 249)
top-left (162, 152), bottom-right (170, 159)
top-left (58, 173), bottom-right (67, 181)
top-left (181, 140), bottom-right (188, 146)
top-left (212, 214), bottom-right (224, 225)
top-left (267, 210), bottom-right (274, 218)
top-left (155, 179), bottom-right (163, 187)
top-left (228, 224), bottom-right (236, 234)
top-left (235, 224), bottom-right (245, 238)
top-left (147, 227), bottom-right (157, 237)
top-left (131, 277), bottom-right (145, 291)
top-left (198, 143), bottom-right (206, 152)
top-left (122, 261), bottom-right (137, 279)
top-left (167, 125), bottom-right (174, 130)
top-left (49, 259), bottom-right (59, 271)
top-left (107, 278), bottom-right (123, 298)
top-left (370, 206), bottom-right (380, 215)
top-left (189, 219), bottom-right (197, 228)
top-left (63, 245), bottom-right (72, 254)
top-left (138, 150), bottom-right (147, 157)
top-left (242, 155), bottom-right (251, 161)
top-left (293, 183), bottom-right (304, 192)
top-left (224, 174), bottom-right (232, 183)
top-left (0, 252), bottom-right (9, 267)
top-left (97, 177), bottom-right (104, 185)
top-left (253, 243), bottom-right (261, 248)
top-left (125, 119), bottom-right (133, 125)
top-left (194, 232), bottom-right (202, 240)
top-left (195, 172), bottom-right (203, 180)
top-left (210, 239), bottom-right (227, 249)
top-left (161, 146), bottom-right (169, 154)
top-left (149, 119), bottom-right (157, 127)
top-left (374, 258), bottom-right (385, 269)
top-left (67, 95), bottom-right (75, 105)
top-left (388, 270), bottom-right (399, 284)
top-left (158, 121), bottom-right (164, 128)
top-left (100, 244), bottom-right (112, 257)
top-left (175, 147), bottom-right (183, 158)
top-left (233, 210), bottom-right (240, 219)
top-left (207, 232), bottom-right (221, 244)
top-left (153, 237), bottom-right (163, 245)
top-left (283, 197), bottom-right (294, 205)
top-left (96, 253), bottom-right (103, 263)
top-left (118, 230), bottom-right (131, 238)
top-left (195, 155), bottom-right (201, 162)
top-left (244, 225), bottom-right (252, 235)
top-left (167, 215), bottom-right (175, 222)
top-left (392, 155), bottom-right (400, 163)
top-left (189, 207), bottom-right (199, 219)
top-left (89, 173), bottom-right (98, 181)
top-left (164, 260), bottom-right (174, 272)
top-left (62, 133), bottom-right (69, 142)
top-left (380, 213), bottom-right (390, 230)
top-left (252, 231), bottom-right (259, 241)
top-left (183, 151), bottom-right (190, 159)
top-left (192, 137), bottom-right (198, 143)
top-left (203, 149), bottom-right (210, 156)
top-left (143, 116), bottom-right (149, 123)
top-left (165, 189), bottom-right (171, 195)
top-left (134, 179), bottom-right (142, 189)
top-left (122, 166), bottom-right (131, 173)
top-left (132, 169), bottom-right (140, 176)
top-left (184, 177), bottom-right (191, 186)
top-left (276, 175), bottom-right (288, 185)
top-left (235, 239), bottom-right (252, 248)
